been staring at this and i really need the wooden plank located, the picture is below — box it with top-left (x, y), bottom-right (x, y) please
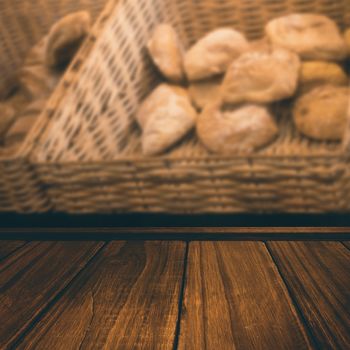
top-left (343, 241), bottom-right (350, 250)
top-left (16, 241), bottom-right (186, 350)
top-left (267, 241), bottom-right (350, 349)
top-left (1, 227), bottom-right (349, 240)
top-left (0, 241), bottom-right (104, 349)
top-left (0, 240), bottom-right (26, 260)
top-left (178, 242), bottom-right (313, 350)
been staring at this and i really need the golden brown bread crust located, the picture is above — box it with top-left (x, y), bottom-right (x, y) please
top-left (197, 102), bottom-right (278, 154)
top-left (189, 75), bottom-right (224, 110)
top-left (293, 85), bottom-right (349, 141)
top-left (46, 11), bottom-right (91, 68)
top-left (184, 28), bottom-right (249, 81)
top-left (299, 61), bottom-right (348, 94)
top-left (19, 37), bottom-right (61, 100)
top-left (137, 84), bottom-right (197, 156)
top-left (222, 48), bottom-right (300, 104)
top-left (266, 14), bottom-right (347, 61)
top-left (147, 24), bottom-right (185, 83)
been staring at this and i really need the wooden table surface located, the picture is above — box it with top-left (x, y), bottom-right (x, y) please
top-left (0, 236), bottom-right (349, 349)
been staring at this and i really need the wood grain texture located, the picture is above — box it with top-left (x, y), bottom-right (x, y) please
top-left (178, 241), bottom-right (313, 350)
top-left (343, 241), bottom-right (350, 250)
top-left (17, 241), bottom-right (186, 350)
top-left (0, 241), bottom-right (104, 349)
top-left (0, 241), bottom-right (26, 260)
top-left (267, 241), bottom-right (350, 349)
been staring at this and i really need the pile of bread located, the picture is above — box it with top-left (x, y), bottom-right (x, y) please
top-left (0, 11), bottom-right (91, 151)
top-left (137, 14), bottom-right (350, 156)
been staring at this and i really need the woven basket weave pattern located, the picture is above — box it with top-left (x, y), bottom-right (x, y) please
top-left (0, 0), bottom-right (106, 97)
top-left (36, 157), bottom-right (350, 213)
top-left (0, 0), bottom-right (107, 212)
top-left (31, 0), bottom-right (350, 213)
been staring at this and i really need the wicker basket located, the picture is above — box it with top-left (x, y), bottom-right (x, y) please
top-left (31, 0), bottom-right (350, 214)
top-left (0, 0), bottom-right (109, 212)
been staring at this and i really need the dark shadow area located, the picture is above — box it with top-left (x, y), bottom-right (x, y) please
top-left (0, 213), bottom-right (349, 228)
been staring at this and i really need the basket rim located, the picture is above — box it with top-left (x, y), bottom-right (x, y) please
top-left (32, 152), bottom-right (348, 167)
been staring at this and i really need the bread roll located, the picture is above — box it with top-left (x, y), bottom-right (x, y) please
top-left (293, 85), bottom-right (349, 141)
top-left (19, 37), bottom-right (61, 100)
top-left (266, 14), bottom-right (347, 61)
top-left (46, 11), bottom-right (91, 68)
top-left (0, 103), bottom-right (16, 139)
top-left (137, 84), bottom-right (197, 155)
top-left (189, 75), bottom-right (223, 110)
top-left (147, 24), bottom-right (185, 83)
top-left (222, 48), bottom-right (300, 104)
top-left (299, 61), bottom-right (348, 93)
top-left (184, 28), bottom-right (249, 81)
top-left (197, 102), bottom-right (278, 154)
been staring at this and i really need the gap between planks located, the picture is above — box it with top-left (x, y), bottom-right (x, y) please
top-left (14, 241), bottom-right (187, 350)
top-left (0, 241), bottom-right (107, 349)
top-left (177, 241), bottom-right (314, 349)
top-left (1, 240), bottom-right (349, 349)
top-left (266, 241), bottom-right (350, 349)
top-left (0, 241), bottom-right (27, 261)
